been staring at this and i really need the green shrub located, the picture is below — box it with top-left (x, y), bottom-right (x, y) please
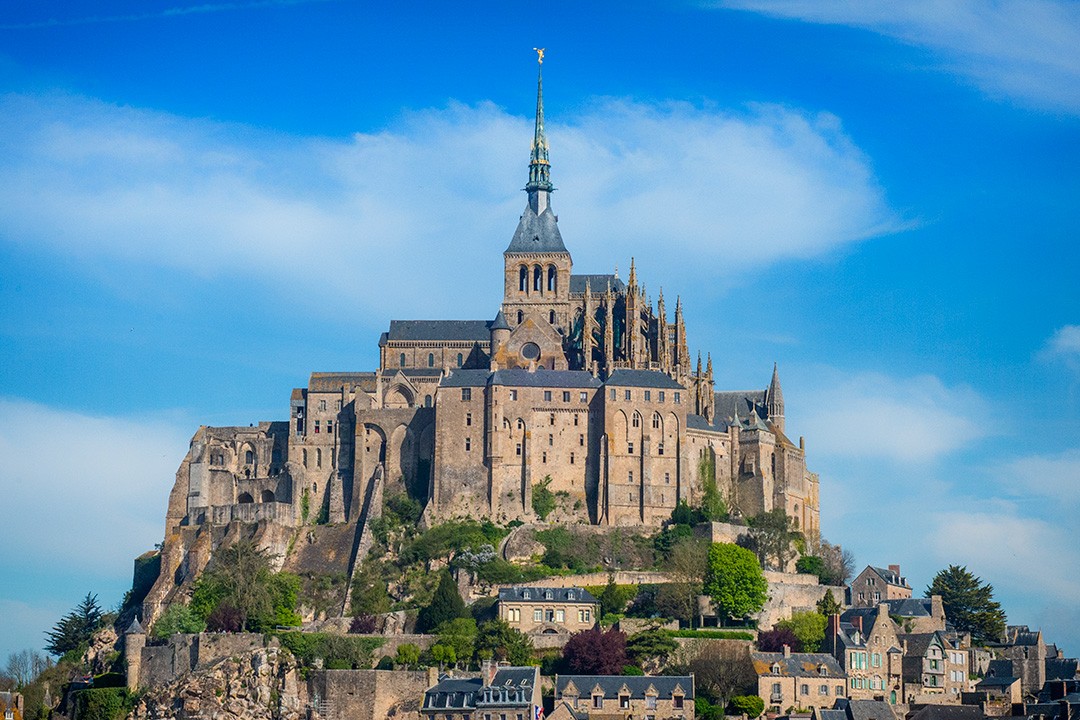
top-left (532, 476), bottom-right (556, 520)
top-left (74, 688), bottom-right (132, 720)
top-left (621, 664), bottom-right (645, 675)
top-left (151, 603), bottom-right (205, 639)
top-left (91, 673), bottom-right (126, 689)
top-left (729, 695), bottom-right (765, 718)
top-left (275, 632), bottom-right (384, 670)
top-left (666, 629), bottom-right (755, 640)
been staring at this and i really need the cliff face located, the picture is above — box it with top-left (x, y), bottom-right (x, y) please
top-left (131, 646), bottom-right (306, 720)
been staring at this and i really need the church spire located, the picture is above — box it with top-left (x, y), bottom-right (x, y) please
top-left (525, 48), bottom-right (553, 196)
top-left (766, 362), bottom-right (785, 433)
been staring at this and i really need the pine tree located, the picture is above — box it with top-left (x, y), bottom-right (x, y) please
top-left (417, 572), bottom-right (465, 633)
top-left (45, 593), bottom-right (102, 657)
top-left (926, 565), bottom-right (1006, 644)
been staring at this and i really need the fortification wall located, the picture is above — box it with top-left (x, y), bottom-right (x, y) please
top-left (309, 668), bottom-right (434, 720)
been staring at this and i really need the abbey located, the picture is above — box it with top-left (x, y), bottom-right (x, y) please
top-left (165, 58), bottom-right (819, 552)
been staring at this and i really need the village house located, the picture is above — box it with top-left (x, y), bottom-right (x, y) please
top-left (899, 632), bottom-right (970, 703)
top-left (553, 675), bottom-right (694, 719)
top-left (848, 566), bottom-right (911, 608)
top-left (827, 607), bottom-right (903, 704)
top-left (752, 646), bottom-right (848, 714)
top-left (422, 666), bottom-right (541, 720)
top-left (497, 586), bottom-right (598, 637)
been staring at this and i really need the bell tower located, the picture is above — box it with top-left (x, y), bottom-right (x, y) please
top-left (502, 49), bottom-right (573, 339)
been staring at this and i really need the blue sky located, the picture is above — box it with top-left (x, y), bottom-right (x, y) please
top-left (1, 0), bottom-right (1078, 659)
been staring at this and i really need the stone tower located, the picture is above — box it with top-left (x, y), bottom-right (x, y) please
top-left (766, 362), bottom-right (785, 433)
top-left (501, 51), bottom-right (573, 342)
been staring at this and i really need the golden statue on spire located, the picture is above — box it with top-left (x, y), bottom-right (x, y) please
top-left (534, 47), bottom-right (545, 64)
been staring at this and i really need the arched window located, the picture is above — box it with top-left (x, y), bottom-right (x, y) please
top-left (547, 265), bottom-right (557, 292)
top-left (457, 353), bottom-right (463, 366)
top-left (428, 352), bottom-right (435, 367)
top-left (424, 395), bottom-right (432, 407)
top-left (316, 448), bottom-right (322, 468)
top-left (261, 489), bottom-right (275, 503)
top-left (519, 265), bottom-right (528, 292)
top-left (632, 413), bottom-right (641, 428)
top-left (237, 492), bottom-right (254, 504)
top-left (533, 266), bottom-right (542, 292)
top-left (517, 310), bottom-right (524, 324)
top-left (245, 449), bottom-right (254, 464)
top-left (399, 353), bottom-right (406, 367)
top-left (549, 310), bottom-right (556, 325)
top-left (652, 413), bottom-right (661, 429)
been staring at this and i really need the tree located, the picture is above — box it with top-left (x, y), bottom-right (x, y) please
top-left (662, 537), bottom-right (710, 625)
top-left (704, 543), bottom-right (767, 621)
top-left (598, 577), bottom-right (635, 617)
top-left (395, 643), bottom-right (421, 668)
top-left (532, 475), bottom-right (557, 520)
top-left (475, 619), bottom-right (533, 665)
top-left (430, 644), bottom-right (456, 668)
top-left (350, 560), bottom-right (392, 616)
top-left (816, 590), bottom-right (841, 617)
top-left (926, 565), bottom-right (1006, 643)
top-left (796, 555), bottom-right (826, 580)
top-left (775, 610), bottom-right (826, 652)
top-left (191, 541), bottom-right (296, 632)
top-left (626, 627), bottom-right (679, 666)
top-left (45, 593), bottom-right (103, 657)
top-left (417, 572), bottom-right (466, 633)
top-left (670, 640), bottom-right (755, 707)
top-left (562, 626), bottom-right (627, 675)
top-left (435, 617), bottom-right (477, 668)
top-left (729, 695), bottom-right (765, 718)
top-left (757, 626), bottom-right (802, 652)
top-left (4, 650), bottom-right (48, 688)
top-left (745, 510), bottom-right (798, 570)
top-left (814, 540), bottom-right (855, 586)
top-left (150, 603), bottom-right (205, 639)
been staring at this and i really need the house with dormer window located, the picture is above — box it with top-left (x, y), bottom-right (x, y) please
top-left (498, 586), bottom-right (599, 637)
top-left (752, 646), bottom-right (847, 713)
top-left (552, 674), bottom-right (694, 719)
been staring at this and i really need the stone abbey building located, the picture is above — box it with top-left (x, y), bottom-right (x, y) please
top-left (162, 58), bottom-right (819, 573)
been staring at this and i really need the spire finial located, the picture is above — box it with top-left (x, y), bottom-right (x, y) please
top-left (525, 49), bottom-right (553, 195)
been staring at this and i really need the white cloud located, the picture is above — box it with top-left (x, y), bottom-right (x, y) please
top-left (0, 398), bottom-right (187, 578)
top-left (713, 0), bottom-right (1080, 115)
top-left (793, 370), bottom-right (989, 463)
top-left (1042, 325), bottom-right (1080, 359)
top-left (999, 449), bottom-right (1080, 506)
top-left (0, 92), bottom-right (900, 319)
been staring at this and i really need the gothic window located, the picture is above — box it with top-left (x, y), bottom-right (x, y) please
top-left (399, 353), bottom-right (406, 367)
top-left (533, 265), bottom-right (542, 292)
top-left (261, 490), bottom-right (275, 503)
top-left (424, 395), bottom-right (432, 407)
top-left (316, 448), bottom-right (322, 468)
top-left (457, 353), bottom-right (463, 366)
top-left (652, 413), bottom-right (660, 429)
top-left (245, 449), bottom-right (254, 464)
top-left (517, 310), bottom-right (524, 324)
top-left (632, 413), bottom-right (641, 428)
top-left (547, 265), bottom-right (557, 292)
top-left (517, 418), bottom-right (525, 429)
top-left (428, 353), bottom-right (435, 367)
top-left (519, 265), bottom-right (528, 292)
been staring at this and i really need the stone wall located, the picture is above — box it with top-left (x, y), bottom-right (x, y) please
top-left (757, 572), bottom-right (845, 629)
top-left (309, 668), bottom-right (436, 720)
top-left (135, 633), bottom-right (268, 690)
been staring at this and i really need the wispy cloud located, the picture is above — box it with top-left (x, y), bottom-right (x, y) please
top-left (0, 0), bottom-right (335, 30)
top-left (712, 0), bottom-right (1080, 115)
top-left (793, 370), bottom-right (990, 463)
top-left (0, 92), bottom-right (900, 319)
top-left (1041, 325), bottom-right (1080, 361)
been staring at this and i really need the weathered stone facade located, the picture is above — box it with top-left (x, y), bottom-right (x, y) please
top-left (143, 59), bottom-right (821, 624)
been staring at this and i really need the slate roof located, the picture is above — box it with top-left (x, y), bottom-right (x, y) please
top-left (125, 618), bottom-right (144, 634)
top-left (491, 368), bottom-right (602, 388)
top-left (976, 675), bottom-right (1020, 688)
top-left (424, 668), bottom-right (536, 711)
top-left (899, 632), bottom-right (944, 659)
top-left (1047, 658), bottom-right (1080, 682)
top-left (751, 652), bottom-right (845, 678)
top-left (506, 204), bottom-right (568, 253)
top-left (605, 369), bottom-right (686, 389)
top-left (1004, 625), bottom-right (1042, 646)
top-left (570, 274), bottom-right (626, 294)
top-left (845, 699), bottom-right (901, 720)
top-left (906, 705), bottom-right (981, 720)
top-left (868, 566), bottom-right (909, 587)
top-left (498, 587), bottom-right (598, 604)
top-left (382, 319), bottom-right (493, 343)
top-left (687, 413), bottom-right (731, 432)
top-left (817, 710), bottom-right (849, 720)
top-left (491, 310), bottom-right (511, 331)
top-left (714, 390), bottom-right (767, 421)
top-left (491, 667), bottom-right (537, 689)
top-left (439, 369), bottom-right (492, 388)
top-left (556, 675), bottom-right (694, 700)
top-left (886, 598), bottom-right (933, 617)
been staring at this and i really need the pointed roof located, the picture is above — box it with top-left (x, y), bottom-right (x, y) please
top-left (767, 362), bottom-right (784, 407)
top-left (125, 617), bottom-right (144, 635)
top-left (491, 310), bottom-right (510, 331)
top-left (506, 52), bottom-right (567, 254)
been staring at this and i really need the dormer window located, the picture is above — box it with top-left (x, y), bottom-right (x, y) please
top-left (522, 590), bottom-right (531, 600)
top-left (545, 590), bottom-right (553, 600)
top-left (819, 664), bottom-right (828, 675)
top-left (772, 663), bottom-right (782, 674)
top-left (567, 591), bottom-right (575, 600)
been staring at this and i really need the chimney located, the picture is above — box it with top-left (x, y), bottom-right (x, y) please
top-left (888, 564), bottom-right (900, 577)
top-left (481, 657), bottom-right (493, 685)
top-left (852, 616), bottom-right (863, 635)
top-left (426, 666), bottom-right (439, 687)
top-left (930, 594), bottom-right (944, 622)
top-left (783, 644), bottom-right (791, 658)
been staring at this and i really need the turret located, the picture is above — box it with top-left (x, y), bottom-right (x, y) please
top-left (766, 362), bottom-right (785, 433)
top-left (490, 310), bottom-right (511, 367)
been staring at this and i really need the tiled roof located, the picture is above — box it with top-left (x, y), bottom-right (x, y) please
top-left (384, 320), bottom-right (493, 343)
top-left (498, 587), bottom-right (598, 604)
top-left (557, 675), bottom-right (694, 700)
top-left (605, 369), bottom-right (685, 389)
top-left (491, 369), bottom-right (601, 388)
